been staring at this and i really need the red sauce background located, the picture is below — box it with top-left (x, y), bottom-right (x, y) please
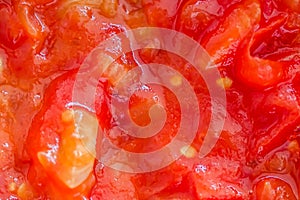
top-left (0, 0), bottom-right (299, 199)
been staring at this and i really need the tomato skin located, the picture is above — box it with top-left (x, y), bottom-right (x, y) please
top-left (235, 43), bottom-right (284, 89)
top-left (199, 0), bottom-right (261, 67)
top-left (234, 18), bottom-right (288, 89)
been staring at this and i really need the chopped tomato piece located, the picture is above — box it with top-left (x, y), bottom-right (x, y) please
top-left (235, 17), bottom-right (288, 89)
top-left (255, 177), bottom-right (297, 200)
top-left (26, 70), bottom-right (109, 199)
top-left (176, 0), bottom-right (219, 39)
top-left (247, 84), bottom-right (300, 160)
top-left (90, 162), bottom-right (138, 199)
top-left (0, 6), bottom-right (27, 50)
top-left (201, 0), bottom-right (261, 65)
top-left (17, 4), bottom-right (48, 40)
top-left (142, 0), bottom-right (180, 28)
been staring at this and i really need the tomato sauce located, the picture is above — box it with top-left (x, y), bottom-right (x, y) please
top-left (0, 0), bottom-right (299, 199)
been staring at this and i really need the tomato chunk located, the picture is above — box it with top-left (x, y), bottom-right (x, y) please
top-left (255, 177), bottom-right (297, 200)
top-left (235, 17), bottom-right (288, 89)
top-left (26, 70), bottom-right (109, 199)
top-left (202, 0), bottom-right (261, 66)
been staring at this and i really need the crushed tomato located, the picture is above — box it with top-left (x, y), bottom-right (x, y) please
top-left (0, 0), bottom-right (299, 199)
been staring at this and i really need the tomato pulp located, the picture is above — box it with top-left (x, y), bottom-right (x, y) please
top-left (0, 0), bottom-right (299, 199)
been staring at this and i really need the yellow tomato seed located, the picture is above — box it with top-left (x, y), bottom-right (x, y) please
top-left (100, 0), bottom-right (118, 18)
top-left (170, 75), bottom-right (182, 86)
top-left (266, 154), bottom-right (286, 172)
top-left (288, 140), bottom-right (300, 153)
top-left (180, 145), bottom-right (197, 158)
top-left (0, 58), bottom-right (3, 75)
top-left (17, 183), bottom-right (34, 200)
top-left (8, 182), bottom-right (17, 192)
top-left (61, 109), bottom-right (74, 123)
top-left (216, 77), bottom-right (233, 89)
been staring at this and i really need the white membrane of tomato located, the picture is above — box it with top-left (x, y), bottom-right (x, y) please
top-left (0, 58), bottom-right (3, 75)
top-left (0, 49), bottom-right (7, 77)
top-left (38, 109), bottom-right (98, 189)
